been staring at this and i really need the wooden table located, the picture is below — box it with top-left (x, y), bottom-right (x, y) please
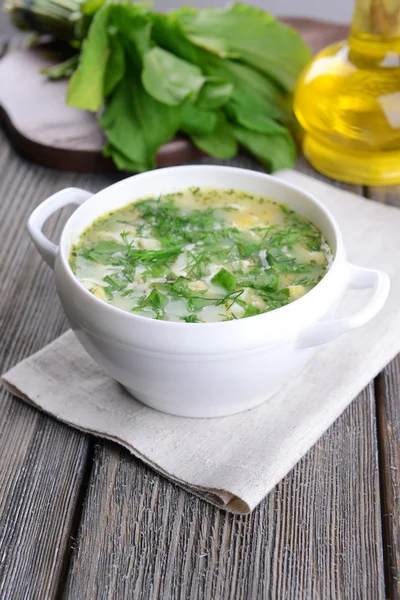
top-left (1, 40), bottom-right (400, 600)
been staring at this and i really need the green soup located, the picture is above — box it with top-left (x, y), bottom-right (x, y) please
top-left (70, 187), bottom-right (332, 322)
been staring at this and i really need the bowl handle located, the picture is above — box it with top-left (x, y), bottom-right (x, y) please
top-left (27, 188), bottom-right (93, 269)
top-left (298, 263), bottom-right (390, 348)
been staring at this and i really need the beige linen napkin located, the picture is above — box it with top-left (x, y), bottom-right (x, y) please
top-left (2, 171), bottom-right (400, 514)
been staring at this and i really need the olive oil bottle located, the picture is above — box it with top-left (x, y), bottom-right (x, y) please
top-left (294, 0), bottom-right (400, 185)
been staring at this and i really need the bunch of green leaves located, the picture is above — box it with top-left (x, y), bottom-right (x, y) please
top-left (62, 1), bottom-right (311, 172)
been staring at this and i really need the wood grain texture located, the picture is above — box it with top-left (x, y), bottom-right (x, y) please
top-left (0, 128), bottom-right (118, 598)
top-left (376, 358), bottom-right (400, 600)
top-left (366, 184), bottom-right (400, 600)
top-left (64, 386), bottom-right (384, 600)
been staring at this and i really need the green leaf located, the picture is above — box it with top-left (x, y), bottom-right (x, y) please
top-left (142, 46), bottom-right (206, 106)
top-left (81, 240), bottom-right (124, 264)
top-left (174, 3), bottom-right (311, 92)
top-left (100, 66), bottom-right (182, 172)
top-left (203, 56), bottom-right (292, 125)
top-left (142, 289), bottom-right (168, 310)
top-left (81, 0), bottom-right (106, 17)
top-left (191, 112), bottom-right (237, 159)
top-left (228, 229), bottom-right (261, 258)
top-left (109, 4), bottom-right (152, 63)
top-left (239, 271), bottom-right (279, 292)
top-left (211, 268), bottom-right (237, 291)
top-left (42, 55), bottom-right (79, 80)
top-left (226, 105), bottom-right (286, 135)
top-left (104, 31), bottom-right (125, 96)
top-left (103, 274), bottom-right (127, 291)
top-left (100, 75), bottom-right (147, 169)
top-left (67, 4), bottom-right (111, 111)
top-left (103, 144), bottom-right (147, 173)
top-left (187, 296), bottom-right (214, 311)
top-left (266, 247), bottom-right (296, 266)
top-left (233, 126), bottom-right (296, 172)
top-left (171, 6), bottom-right (233, 56)
top-left (180, 101), bottom-right (217, 135)
top-left (181, 314), bottom-right (204, 323)
top-left (242, 305), bottom-right (261, 318)
top-left (196, 77), bottom-right (233, 110)
top-left (142, 264), bottom-right (163, 278)
top-left (150, 11), bottom-right (204, 65)
top-left (162, 276), bottom-right (191, 298)
top-left (136, 289), bottom-right (169, 318)
top-left (261, 288), bottom-right (291, 307)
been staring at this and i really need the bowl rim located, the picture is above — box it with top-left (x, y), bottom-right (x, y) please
top-left (58, 165), bottom-right (345, 329)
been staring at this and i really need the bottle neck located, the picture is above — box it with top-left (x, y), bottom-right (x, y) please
top-left (350, 0), bottom-right (400, 54)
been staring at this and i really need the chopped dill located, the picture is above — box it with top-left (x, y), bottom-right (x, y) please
top-left (70, 187), bottom-right (331, 322)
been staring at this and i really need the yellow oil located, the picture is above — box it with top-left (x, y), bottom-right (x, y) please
top-left (294, 0), bottom-right (400, 185)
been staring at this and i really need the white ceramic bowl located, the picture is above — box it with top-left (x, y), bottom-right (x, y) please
top-left (27, 166), bottom-right (390, 418)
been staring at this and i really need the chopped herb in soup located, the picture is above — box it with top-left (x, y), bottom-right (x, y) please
top-left (70, 188), bottom-right (332, 322)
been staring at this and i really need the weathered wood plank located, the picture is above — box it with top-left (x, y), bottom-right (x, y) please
top-left (0, 129), bottom-right (117, 598)
top-left (375, 358), bottom-right (400, 600)
top-left (64, 386), bottom-right (384, 600)
top-left (366, 184), bottom-right (400, 600)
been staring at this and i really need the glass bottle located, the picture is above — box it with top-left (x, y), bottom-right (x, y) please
top-left (293, 0), bottom-right (400, 185)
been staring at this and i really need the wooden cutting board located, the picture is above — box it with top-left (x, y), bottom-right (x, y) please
top-left (0, 19), bottom-right (347, 173)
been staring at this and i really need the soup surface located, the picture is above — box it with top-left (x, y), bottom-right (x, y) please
top-left (70, 188), bottom-right (332, 322)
